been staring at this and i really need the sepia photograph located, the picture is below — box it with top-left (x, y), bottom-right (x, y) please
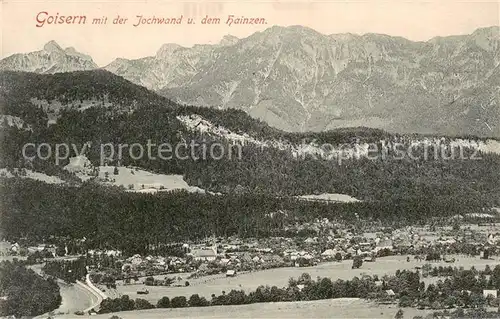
top-left (0, 0), bottom-right (499, 318)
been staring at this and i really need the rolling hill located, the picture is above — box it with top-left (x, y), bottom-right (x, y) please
top-left (0, 70), bottom-right (499, 203)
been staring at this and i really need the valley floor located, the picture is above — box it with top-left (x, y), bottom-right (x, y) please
top-left (57, 298), bottom-right (431, 319)
top-left (109, 254), bottom-right (500, 302)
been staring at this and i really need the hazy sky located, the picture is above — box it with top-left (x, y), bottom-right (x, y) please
top-left (2, 0), bottom-right (499, 66)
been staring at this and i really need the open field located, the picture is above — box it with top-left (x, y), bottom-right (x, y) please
top-left (58, 298), bottom-right (431, 319)
top-left (63, 156), bottom-right (208, 193)
top-left (98, 166), bottom-right (207, 194)
top-left (0, 168), bottom-right (65, 184)
top-left (113, 255), bottom-right (500, 302)
top-left (297, 193), bottom-right (360, 203)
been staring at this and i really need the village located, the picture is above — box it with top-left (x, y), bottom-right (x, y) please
top-left (6, 216), bottom-right (500, 287)
top-left (4, 210), bottom-right (500, 318)
top-left (1, 212), bottom-right (500, 315)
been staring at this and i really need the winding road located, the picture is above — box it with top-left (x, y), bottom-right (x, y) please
top-left (53, 281), bottom-right (100, 315)
top-left (29, 263), bottom-right (101, 317)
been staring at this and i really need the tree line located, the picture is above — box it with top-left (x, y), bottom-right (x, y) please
top-left (42, 257), bottom-right (88, 283)
top-left (0, 177), bottom-right (488, 255)
top-left (99, 266), bottom-right (500, 315)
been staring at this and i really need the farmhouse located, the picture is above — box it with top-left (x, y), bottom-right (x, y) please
top-left (321, 249), bottom-right (340, 260)
top-left (385, 289), bottom-right (395, 297)
top-left (192, 246), bottom-right (217, 261)
top-left (483, 289), bottom-right (498, 298)
top-left (9, 243), bottom-right (20, 254)
top-left (374, 239), bottom-right (393, 253)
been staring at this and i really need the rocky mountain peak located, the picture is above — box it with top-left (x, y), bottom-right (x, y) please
top-left (2, 25), bottom-right (499, 138)
top-left (64, 47), bottom-right (78, 54)
top-left (469, 26), bottom-right (500, 52)
top-left (156, 43), bottom-right (183, 58)
top-left (259, 25), bottom-right (324, 40)
top-left (43, 40), bottom-right (64, 54)
top-left (472, 26), bottom-right (500, 38)
top-left (64, 47), bottom-right (94, 61)
top-left (329, 33), bottom-right (360, 42)
top-left (0, 41), bottom-right (98, 73)
top-left (219, 35), bottom-right (239, 47)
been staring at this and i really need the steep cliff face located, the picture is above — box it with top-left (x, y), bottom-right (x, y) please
top-left (104, 25), bottom-right (499, 137)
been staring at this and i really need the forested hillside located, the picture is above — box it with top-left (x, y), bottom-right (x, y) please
top-left (0, 71), bottom-right (500, 248)
top-left (0, 70), bottom-right (499, 255)
top-left (0, 70), bottom-right (499, 222)
top-left (0, 178), bottom-right (490, 255)
top-left (0, 259), bottom-right (61, 317)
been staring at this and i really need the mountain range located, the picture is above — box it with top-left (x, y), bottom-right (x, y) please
top-left (0, 40), bottom-right (98, 73)
top-left (1, 26), bottom-right (499, 138)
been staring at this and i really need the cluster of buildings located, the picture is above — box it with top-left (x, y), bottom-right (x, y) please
top-left (5, 218), bottom-right (500, 282)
